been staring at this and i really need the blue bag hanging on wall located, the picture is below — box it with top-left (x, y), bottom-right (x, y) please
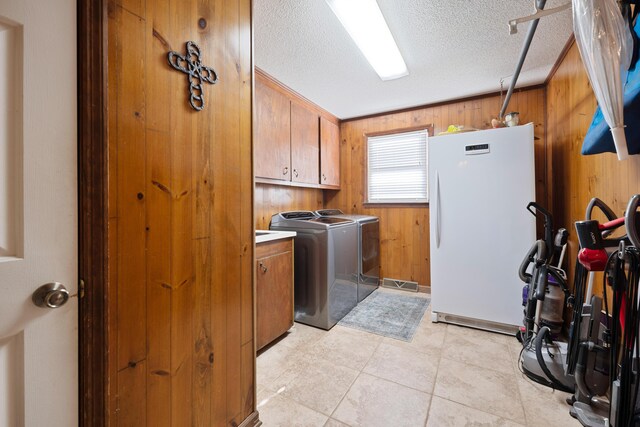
top-left (582, 15), bottom-right (640, 156)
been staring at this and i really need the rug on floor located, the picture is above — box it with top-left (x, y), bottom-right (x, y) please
top-left (338, 290), bottom-right (430, 341)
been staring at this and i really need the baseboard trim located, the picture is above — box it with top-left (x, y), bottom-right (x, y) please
top-left (433, 311), bottom-right (518, 336)
top-left (418, 285), bottom-right (430, 294)
top-left (239, 411), bottom-right (262, 427)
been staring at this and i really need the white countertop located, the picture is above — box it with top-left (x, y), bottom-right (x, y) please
top-left (256, 230), bottom-right (296, 244)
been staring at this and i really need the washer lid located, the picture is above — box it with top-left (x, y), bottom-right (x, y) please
top-left (278, 211), bottom-right (317, 220)
top-left (316, 209), bottom-right (344, 216)
top-left (307, 217), bottom-right (353, 225)
top-left (315, 210), bottom-right (378, 223)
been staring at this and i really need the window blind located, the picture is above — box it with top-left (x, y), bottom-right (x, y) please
top-left (367, 129), bottom-right (428, 203)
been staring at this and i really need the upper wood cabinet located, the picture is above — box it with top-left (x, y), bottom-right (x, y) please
top-left (254, 69), bottom-right (340, 189)
top-left (320, 117), bottom-right (340, 187)
top-left (255, 78), bottom-right (291, 181)
top-left (290, 101), bottom-right (320, 185)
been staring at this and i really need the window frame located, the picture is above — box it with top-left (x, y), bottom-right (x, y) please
top-left (364, 125), bottom-right (432, 207)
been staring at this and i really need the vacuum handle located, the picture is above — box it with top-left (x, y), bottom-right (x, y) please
top-left (586, 197), bottom-right (618, 221)
top-left (519, 240), bottom-right (547, 283)
top-left (625, 194), bottom-right (640, 249)
top-left (526, 202), bottom-right (553, 260)
top-left (534, 264), bottom-right (549, 301)
top-left (526, 201), bottom-right (552, 220)
top-left (600, 217), bottom-right (625, 231)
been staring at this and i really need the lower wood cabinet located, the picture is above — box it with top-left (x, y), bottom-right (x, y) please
top-left (256, 238), bottom-right (294, 350)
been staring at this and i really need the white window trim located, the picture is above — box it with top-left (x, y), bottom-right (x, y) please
top-left (365, 128), bottom-right (429, 205)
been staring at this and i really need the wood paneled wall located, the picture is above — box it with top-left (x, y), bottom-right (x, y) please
top-left (547, 40), bottom-right (640, 296)
top-left (324, 88), bottom-right (547, 286)
top-left (107, 0), bottom-right (256, 426)
top-left (255, 184), bottom-right (323, 230)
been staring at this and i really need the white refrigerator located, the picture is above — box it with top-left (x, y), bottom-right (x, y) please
top-left (428, 123), bottom-right (536, 334)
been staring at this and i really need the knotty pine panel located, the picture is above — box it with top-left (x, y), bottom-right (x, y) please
top-left (546, 40), bottom-right (640, 297)
top-left (106, 4), bottom-right (118, 423)
top-left (325, 88), bottom-right (546, 286)
top-left (255, 183), bottom-right (323, 230)
top-left (240, 341), bottom-right (255, 421)
top-left (107, 0), bottom-right (255, 425)
top-left (112, 3), bottom-right (147, 374)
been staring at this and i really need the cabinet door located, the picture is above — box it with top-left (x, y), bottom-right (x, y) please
top-left (320, 117), bottom-right (340, 187)
top-left (290, 101), bottom-right (320, 184)
top-left (255, 78), bottom-right (291, 180)
top-left (256, 249), bottom-right (293, 350)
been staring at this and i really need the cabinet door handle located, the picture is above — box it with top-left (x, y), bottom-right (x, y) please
top-left (259, 262), bottom-right (268, 273)
top-left (282, 166), bottom-right (289, 176)
top-left (293, 169), bottom-right (299, 177)
top-left (322, 173), bottom-right (326, 181)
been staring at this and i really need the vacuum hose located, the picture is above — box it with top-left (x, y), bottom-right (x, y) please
top-left (534, 326), bottom-right (574, 393)
top-left (574, 341), bottom-right (606, 401)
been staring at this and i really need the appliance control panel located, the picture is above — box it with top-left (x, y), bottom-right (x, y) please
top-left (465, 143), bottom-right (490, 155)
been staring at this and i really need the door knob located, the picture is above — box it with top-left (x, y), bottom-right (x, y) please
top-left (32, 282), bottom-right (70, 308)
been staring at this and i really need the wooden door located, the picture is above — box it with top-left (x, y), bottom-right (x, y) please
top-left (0, 1), bottom-right (77, 426)
top-left (107, 1), bottom-right (256, 426)
top-left (256, 240), bottom-right (294, 350)
top-left (320, 117), bottom-right (340, 187)
top-left (290, 101), bottom-right (320, 185)
top-left (255, 78), bottom-right (291, 181)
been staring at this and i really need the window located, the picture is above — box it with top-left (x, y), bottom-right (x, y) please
top-left (366, 128), bottom-right (428, 204)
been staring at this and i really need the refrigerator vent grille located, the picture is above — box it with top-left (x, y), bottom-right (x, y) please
top-left (381, 278), bottom-right (418, 292)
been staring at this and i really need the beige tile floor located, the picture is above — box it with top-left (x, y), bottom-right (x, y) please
top-left (256, 289), bottom-right (577, 427)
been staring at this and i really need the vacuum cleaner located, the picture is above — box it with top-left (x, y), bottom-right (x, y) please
top-left (517, 202), bottom-right (574, 392)
top-left (568, 196), bottom-right (640, 427)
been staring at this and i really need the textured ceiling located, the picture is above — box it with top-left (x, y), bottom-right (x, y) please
top-left (254, 0), bottom-right (574, 119)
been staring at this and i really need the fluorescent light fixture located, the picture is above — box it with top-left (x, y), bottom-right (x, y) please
top-left (325, 0), bottom-right (408, 81)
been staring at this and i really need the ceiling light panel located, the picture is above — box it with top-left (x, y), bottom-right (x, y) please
top-left (325, 0), bottom-right (409, 81)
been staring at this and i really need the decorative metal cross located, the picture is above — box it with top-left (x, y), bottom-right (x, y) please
top-left (167, 41), bottom-right (218, 111)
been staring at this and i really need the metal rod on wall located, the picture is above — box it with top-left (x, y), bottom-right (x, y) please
top-left (500, 0), bottom-right (547, 119)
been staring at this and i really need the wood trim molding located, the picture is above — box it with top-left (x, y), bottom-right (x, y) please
top-left (255, 67), bottom-right (339, 125)
top-left (364, 124), bottom-right (434, 139)
top-left (343, 85), bottom-right (546, 123)
top-left (544, 35), bottom-right (576, 85)
top-left (78, 0), bottom-right (109, 425)
top-left (239, 411), bottom-right (262, 427)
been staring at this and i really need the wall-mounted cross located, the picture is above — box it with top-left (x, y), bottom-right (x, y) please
top-left (167, 41), bottom-right (218, 111)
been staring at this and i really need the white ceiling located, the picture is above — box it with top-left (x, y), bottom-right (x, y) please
top-left (254, 0), bottom-right (574, 119)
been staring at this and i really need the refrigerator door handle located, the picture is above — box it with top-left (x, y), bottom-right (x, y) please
top-left (435, 170), bottom-right (441, 248)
